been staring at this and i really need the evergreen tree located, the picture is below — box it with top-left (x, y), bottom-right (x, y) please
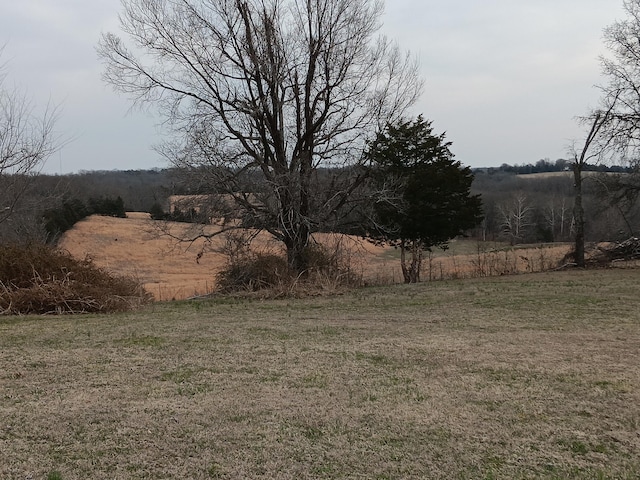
top-left (365, 116), bottom-right (483, 283)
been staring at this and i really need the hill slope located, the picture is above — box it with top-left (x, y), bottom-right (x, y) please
top-left (59, 214), bottom-right (572, 300)
top-left (58, 213), bottom-right (396, 299)
top-left (59, 213), bottom-right (230, 300)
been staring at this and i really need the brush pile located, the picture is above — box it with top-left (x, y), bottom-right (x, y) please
top-left (591, 237), bottom-right (640, 264)
top-left (0, 243), bottom-right (152, 315)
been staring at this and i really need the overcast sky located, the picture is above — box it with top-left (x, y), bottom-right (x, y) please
top-left (0, 0), bottom-right (625, 174)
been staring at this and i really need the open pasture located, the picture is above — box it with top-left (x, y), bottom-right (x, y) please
top-left (59, 214), bottom-right (571, 300)
top-left (1, 269), bottom-right (639, 479)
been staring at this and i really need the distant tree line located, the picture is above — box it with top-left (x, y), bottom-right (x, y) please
top-left (481, 158), bottom-right (632, 176)
top-left (148, 202), bottom-right (211, 225)
top-left (43, 195), bottom-right (126, 241)
top-left (471, 168), bottom-right (640, 245)
top-left (3, 156), bottom-right (639, 251)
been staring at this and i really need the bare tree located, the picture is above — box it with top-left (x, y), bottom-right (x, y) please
top-left (599, 0), bottom-right (640, 156)
top-left (569, 111), bottom-right (614, 267)
top-left (543, 196), bottom-right (571, 241)
top-left (562, 0), bottom-right (640, 265)
top-left (498, 193), bottom-right (533, 245)
top-left (98, 0), bottom-right (422, 272)
top-left (0, 53), bottom-right (60, 242)
top-left (585, 0), bottom-right (640, 243)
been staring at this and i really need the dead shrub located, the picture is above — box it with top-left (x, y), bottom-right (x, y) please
top-left (303, 239), bottom-right (363, 289)
top-left (215, 233), bottom-right (362, 296)
top-left (216, 253), bottom-right (295, 293)
top-left (0, 243), bottom-right (152, 315)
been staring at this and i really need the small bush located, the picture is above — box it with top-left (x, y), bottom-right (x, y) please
top-left (149, 202), bottom-right (167, 220)
top-left (215, 234), bottom-right (362, 296)
top-left (0, 243), bottom-right (152, 315)
top-left (304, 241), bottom-right (354, 280)
top-left (216, 253), bottom-right (295, 293)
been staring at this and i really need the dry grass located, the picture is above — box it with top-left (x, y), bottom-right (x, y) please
top-left (0, 244), bottom-right (151, 315)
top-left (1, 268), bottom-right (639, 479)
top-left (58, 214), bottom-right (570, 299)
top-left (58, 212), bottom-right (230, 301)
top-left (59, 213), bottom-right (390, 300)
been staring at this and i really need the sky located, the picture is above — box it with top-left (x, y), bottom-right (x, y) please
top-left (0, 0), bottom-right (626, 174)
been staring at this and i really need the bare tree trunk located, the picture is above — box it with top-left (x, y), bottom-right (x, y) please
top-left (560, 197), bottom-right (567, 239)
top-left (573, 163), bottom-right (586, 267)
top-left (400, 239), bottom-right (422, 283)
top-left (400, 242), bottom-right (409, 283)
top-left (284, 224), bottom-right (310, 273)
top-left (411, 242), bottom-right (422, 283)
top-left (571, 109), bottom-right (613, 267)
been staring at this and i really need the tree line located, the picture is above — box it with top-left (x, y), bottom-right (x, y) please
top-left (472, 169), bottom-right (640, 245)
top-left (8, 157), bottom-right (638, 244)
top-left (485, 158), bottom-right (632, 175)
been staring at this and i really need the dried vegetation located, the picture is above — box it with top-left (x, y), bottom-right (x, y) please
top-left (215, 233), bottom-right (363, 297)
top-left (591, 237), bottom-right (640, 264)
top-left (59, 214), bottom-right (574, 300)
top-left (0, 243), bottom-right (151, 314)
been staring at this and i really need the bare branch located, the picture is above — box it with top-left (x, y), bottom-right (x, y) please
top-left (0, 50), bottom-right (62, 230)
top-left (99, 0), bottom-right (422, 271)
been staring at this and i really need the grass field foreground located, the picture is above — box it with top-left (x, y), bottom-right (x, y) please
top-left (1, 269), bottom-right (640, 479)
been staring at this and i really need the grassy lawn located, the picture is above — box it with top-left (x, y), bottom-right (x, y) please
top-left (1, 269), bottom-right (639, 479)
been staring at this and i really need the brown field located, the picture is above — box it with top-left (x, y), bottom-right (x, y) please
top-left (1, 269), bottom-right (639, 479)
top-left (517, 171), bottom-right (612, 180)
top-left (58, 213), bottom-right (397, 300)
top-left (59, 212), bottom-right (248, 301)
top-left (59, 213), bottom-right (571, 300)
top-left (517, 171), bottom-right (573, 179)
